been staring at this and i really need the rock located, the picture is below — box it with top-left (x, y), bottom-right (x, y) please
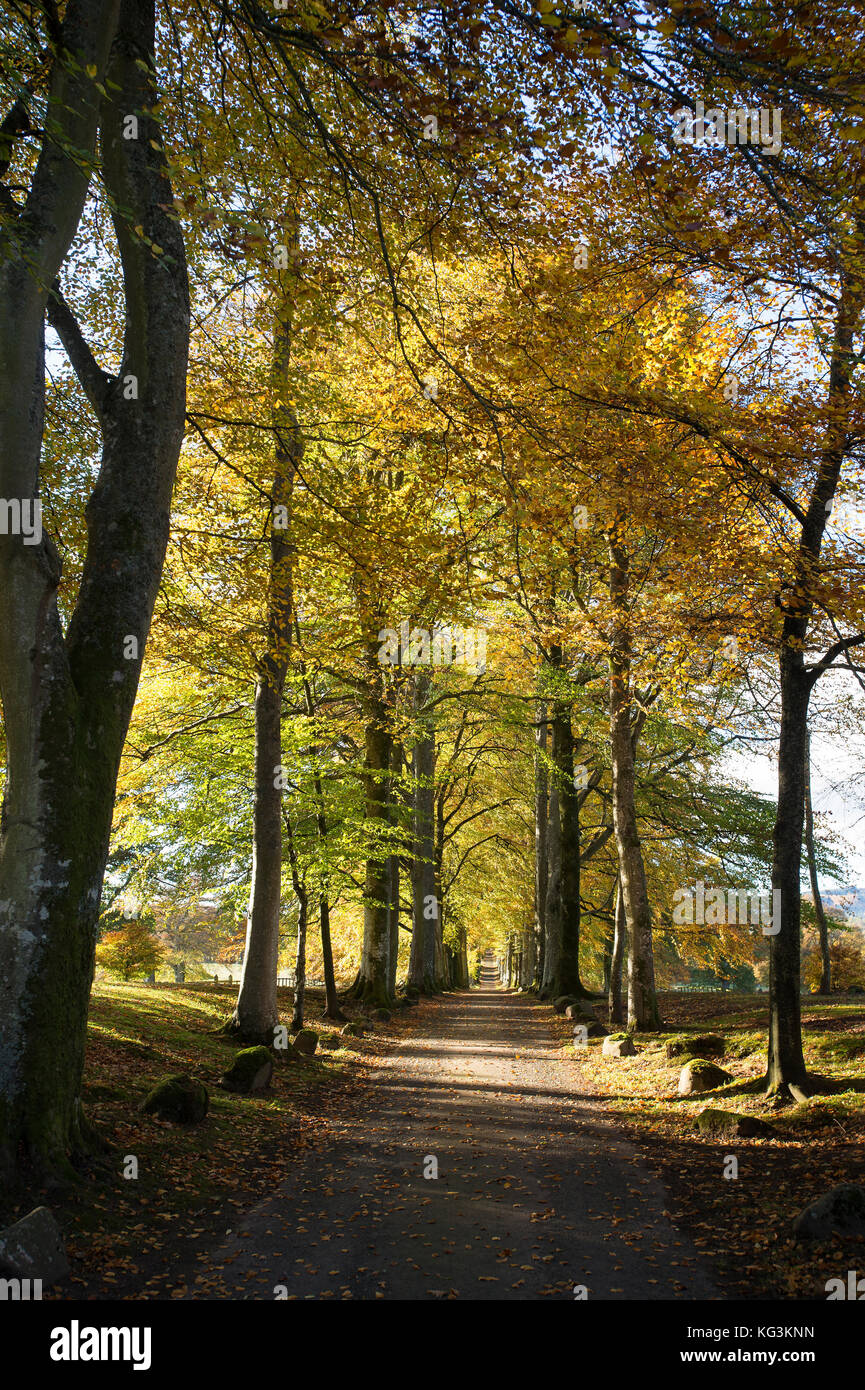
top-left (553, 995), bottom-right (580, 1014)
top-left (603, 1033), bottom-right (636, 1058)
top-left (572, 1020), bottom-right (609, 1045)
top-left (678, 1059), bottom-right (733, 1095)
top-left (582, 1021), bottom-right (610, 1039)
top-left (318, 1035), bottom-right (340, 1050)
top-left (0, 1207), bottom-right (69, 1284)
top-left (666, 1033), bottom-right (726, 1060)
top-left (140, 1073), bottom-right (209, 1122)
top-left (219, 1047), bottom-right (273, 1093)
top-left (341, 1021), bottom-right (367, 1037)
top-left (293, 1028), bottom-right (318, 1056)
top-left (404, 985), bottom-right (420, 999)
top-left (695, 1108), bottom-right (776, 1139)
top-left (372, 1008), bottom-right (392, 1022)
top-left (565, 1002), bottom-right (596, 1021)
top-left (793, 1184), bottom-right (865, 1241)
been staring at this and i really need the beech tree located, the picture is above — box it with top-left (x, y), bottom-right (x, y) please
top-left (0, 0), bottom-right (188, 1179)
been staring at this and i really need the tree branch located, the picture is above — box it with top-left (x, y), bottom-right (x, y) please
top-left (46, 280), bottom-right (114, 423)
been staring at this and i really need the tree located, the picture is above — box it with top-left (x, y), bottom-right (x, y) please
top-left (227, 252), bottom-right (300, 1045)
top-left (0, 0), bottom-right (188, 1180)
top-left (96, 916), bottom-right (161, 982)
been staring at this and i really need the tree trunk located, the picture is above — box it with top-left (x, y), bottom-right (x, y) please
top-left (0, 0), bottom-right (188, 1180)
top-left (608, 531), bottom-right (661, 1031)
top-left (433, 789), bottom-right (448, 988)
top-left (319, 895), bottom-right (343, 1019)
top-left (456, 924), bottom-right (470, 988)
top-left (386, 740), bottom-right (402, 997)
top-left (282, 808), bottom-right (307, 1034)
top-left (540, 657), bottom-right (588, 999)
top-left (520, 926), bottom-right (536, 989)
top-left (300, 667), bottom-right (344, 1021)
top-left (352, 637), bottom-right (393, 1007)
top-left (534, 700), bottom-right (548, 990)
top-left (290, 890), bottom-right (308, 1035)
top-left (601, 929), bottom-right (613, 994)
top-left (767, 651), bottom-right (810, 1090)
top-left (767, 274), bottom-right (862, 1096)
top-left (229, 229), bottom-right (299, 1044)
top-left (608, 876), bottom-right (627, 1026)
top-left (408, 675), bottom-right (438, 992)
top-left (804, 731), bottom-right (831, 995)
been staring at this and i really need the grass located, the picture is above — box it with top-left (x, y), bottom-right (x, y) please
top-left (557, 991), bottom-right (865, 1299)
top-left (6, 982), bottom-right (366, 1299)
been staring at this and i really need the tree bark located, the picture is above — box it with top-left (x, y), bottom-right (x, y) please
top-left (433, 787), bottom-right (448, 988)
top-left (455, 924), bottom-right (470, 988)
top-left (608, 530), bottom-right (661, 1031)
top-left (289, 883), bottom-right (307, 1035)
top-left (409, 674), bottom-right (438, 993)
top-left (0, 0), bottom-right (188, 1179)
top-left (767, 274), bottom-right (863, 1096)
top-left (540, 652), bottom-right (589, 999)
top-left (299, 666), bottom-right (344, 1021)
top-left (352, 634), bottom-right (393, 1007)
top-left (281, 804), bottom-right (307, 1033)
top-left (229, 225), bottom-right (299, 1044)
top-left (386, 739), bottom-right (402, 997)
top-left (608, 876), bottom-right (627, 1026)
top-left (804, 731), bottom-right (831, 995)
top-left (534, 699), bottom-right (548, 990)
top-left (319, 893), bottom-right (342, 1019)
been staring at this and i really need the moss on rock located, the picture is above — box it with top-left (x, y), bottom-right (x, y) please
top-left (140, 1074), bottom-right (209, 1123)
top-left (219, 1046), bottom-right (274, 1093)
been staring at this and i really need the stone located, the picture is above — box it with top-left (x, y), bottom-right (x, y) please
top-left (0, 1207), bottom-right (69, 1284)
top-left (603, 1033), bottom-right (636, 1058)
top-left (793, 1185), bottom-right (865, 1241)
top-left (141, 1073), bottom-right (209, 1122)
top-left (553, 995), bottom-right (580, 1014)
top-left (372, 1008), bottom-right (392, 1022)
top-left (219, 1047), bottom-right (273, 1093)
top-left (695, 1108), bottom-right (776, 1139)
top-left (678, 1059), bottom-right (733, 1095)
top-left (341, 1022), bottom-right (367, 1037)
top-left (578, 1021), bottom-right (610, 1040)
top-left (666, 1033), bottom-right (726, 1060)
top-left (293, 1028), bottom-right (318, 1056)
top-left (318, 1035), bottom-right (340, 1050)
top-left (565, 1002), bottom-right (596, 1021)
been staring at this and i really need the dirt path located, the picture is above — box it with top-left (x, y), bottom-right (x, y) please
top-left (188, 976), bottom-right (718, 1301)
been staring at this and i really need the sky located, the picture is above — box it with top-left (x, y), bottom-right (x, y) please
top-left (727, 729), bottom-right (865, 890)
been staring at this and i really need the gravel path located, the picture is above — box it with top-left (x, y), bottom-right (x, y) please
top-left (191, 974), bottom-right (718, 1301)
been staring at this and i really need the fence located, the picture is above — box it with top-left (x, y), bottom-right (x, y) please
top-left (276, 971), bottom-right (327, 989)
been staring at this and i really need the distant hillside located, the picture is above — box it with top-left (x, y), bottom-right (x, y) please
top-left (808, 885), bottom-right (865, 924)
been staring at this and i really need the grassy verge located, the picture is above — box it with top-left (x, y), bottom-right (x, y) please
top-left (558, 990), bottom-right (865, 1300)
top-left (4, 983), bottom-right (368, 1300)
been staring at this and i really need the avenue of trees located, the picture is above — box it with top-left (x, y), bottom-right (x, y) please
top-left (1, 0), bottom-right (864, 1180)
